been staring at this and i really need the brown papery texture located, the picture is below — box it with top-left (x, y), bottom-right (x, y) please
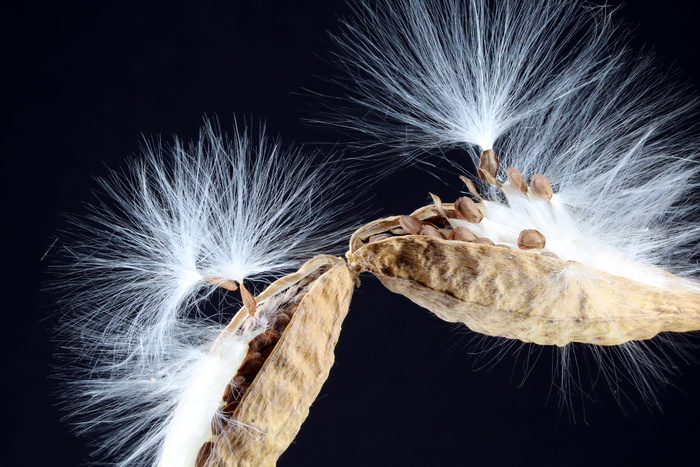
top-left (210, 255), bottom-right (355, 466)
top-left (348, 232), bottom-right (700, 347)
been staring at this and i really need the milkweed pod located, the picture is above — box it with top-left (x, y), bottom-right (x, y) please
top-left (347, 205), bottom-right (700, 347)
top-left (195, 255), bottom-right (355, 466)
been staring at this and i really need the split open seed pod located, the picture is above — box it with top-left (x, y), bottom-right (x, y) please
top-left (347, 204), bottom-right (700, 347)
top-left (185, 255), bottom-right (354, 467)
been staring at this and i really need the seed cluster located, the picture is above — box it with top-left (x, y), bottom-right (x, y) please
top-left (195, 284), bottom-right (309, 466)
top-left (364, 150), bottom-right (556, 255)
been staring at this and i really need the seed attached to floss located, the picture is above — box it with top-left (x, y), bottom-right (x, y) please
top-left (478, 149), bottom-right (500, 179)
top-left (517, 229), bottom-right (546, 250)
top-left (454, 196), bottom-right (483, 223)
top-left (530, 174), bottom-right (553, 200)
top-left (506, 167), bottom-right (528, 193)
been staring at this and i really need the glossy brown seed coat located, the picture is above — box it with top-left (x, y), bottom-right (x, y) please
top-left (506, 167), bottom-right (528, 193)
top-left (449, 226), bottom-right (478, 242)
top-left (478, 149), bottom-right (499, 179)
top-left (399, 215), bottom-right (423, 235)
top-left (517, 229), bottom-right (546, 250)
top-left (454, 197), bottom-right (484, 223)
top-left (530, 174), bottom-right (553, 200)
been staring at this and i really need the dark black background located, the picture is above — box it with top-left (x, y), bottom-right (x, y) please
top-left (6, 1), bottom-right (700, 466)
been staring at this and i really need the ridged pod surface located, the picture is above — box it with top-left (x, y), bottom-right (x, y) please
top-left (348, 205), bottom-right (700, 346)
top-left (204, 255), bottom-right (354, 466)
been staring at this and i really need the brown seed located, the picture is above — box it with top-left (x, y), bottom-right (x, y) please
top-left (195, 442), bottom-right (215, 467)
top-left (222, 381), bottom-right (233, 401)
top-left (478, 149), bottom-right (500, 180)
top-left (459, 176), bottom-right (484, 201)
top-left (261, 345), bottom-right (276, 358)
top-left (272, 312), bottom-right (292, 333)
top-left (225, 380), bottom-right (249, 403)
top-left (222, 400), bottom-right (240, 418)
top-left (429, 193), bottom-right (448, 219)
top-left (474, 237), bottom-right (495, 246)
top-left (517, 229), bottom-right (546, 250)
top-left (211, 413), bottom-right (227, 437)
top-left (203, 277), bottom-right (238, 292)
top-left (506, 167), bottom-right (528, 193)
top-left (399, 215), bottom-right (423, 235)
top-left (530, 174), bottom-right (553, 200)
top-left (454, 196), bottom-right (484, 223)
top-left (249, 330), bottom-right (281, 351)
top-left (232, 374), bottom-right (247, 386)
top-left (238, 351), bottom-right (266, 381)
top-left (478, 168), bottom-right (502, 187)
top-left (390, 227), bottom-right (408, 236)
top-left (419, 224), bottom-right (444, 239)
top-left (449, 226), bottom-right (478, 242)
top-left (239, 282), bottom-right (257, 317)
top-left (368, 233), bottom-right (393, 243)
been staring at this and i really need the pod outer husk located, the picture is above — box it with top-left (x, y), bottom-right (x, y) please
top-left (211, 255), bottom-right (355, 466)
top-left (348, 224), bottom-right (700, 347)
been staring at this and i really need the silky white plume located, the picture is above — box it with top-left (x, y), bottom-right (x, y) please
top-left (331, 0), bottom-right (627, 154)
top-left (333, 0), bottom-right (700, 407)
top-left (53, 120), bottom-right (356, 465)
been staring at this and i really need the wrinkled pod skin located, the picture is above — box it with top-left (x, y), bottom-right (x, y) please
top-left (204, 255), bottom-right (355, 466)
top-left (347, 205), bottom-right (700, 347)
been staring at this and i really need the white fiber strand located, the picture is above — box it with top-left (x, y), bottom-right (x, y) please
top-left (331, 0), bottom-right (623, 157)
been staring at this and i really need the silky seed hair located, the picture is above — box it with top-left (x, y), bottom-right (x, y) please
top-left (332, 0), bottom-right (700, 407)
top-left (51, 119), bottom-right (358, 466)
top-left (329, 0), bottom-right (626, 158)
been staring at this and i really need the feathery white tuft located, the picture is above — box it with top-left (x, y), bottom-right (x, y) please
top-left (332, 0), bottom-right (625, 155)
top-left (53, 120), bottom-right (356, 465)
top-left (334, 0), bottom-right (700, 407)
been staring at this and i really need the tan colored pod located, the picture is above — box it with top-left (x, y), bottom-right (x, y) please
top-left (201, 255), bottom-right (354, 467)
top-left (348, 208), bottom-right (700, 347)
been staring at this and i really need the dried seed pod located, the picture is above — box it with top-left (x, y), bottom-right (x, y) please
top-left (454, 196), bottom-right (484, 223)
top-left (530, 174), bottom-right (553, 200)
top-left (517, 229), bottom-right (546, 250)
top-left (399, 215), bottom-right (423, 235)
top-left (347, 217), bottom-right (700, 347)
top-left (198, 255), bottom-right (354, 466)
top-left (506, 167), bottom-right (528, 193)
